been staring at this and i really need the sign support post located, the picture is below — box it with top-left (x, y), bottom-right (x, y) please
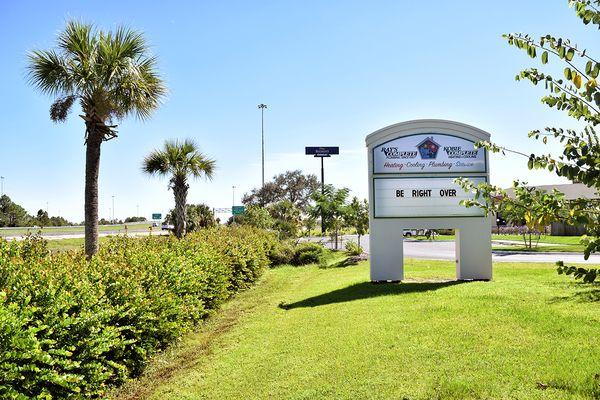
top-left (365, 119), bottom-right (492, 282)
top-left (305, 146), bottom-right (339, 234)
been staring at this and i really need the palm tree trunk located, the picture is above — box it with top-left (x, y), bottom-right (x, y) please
top-left (84, 130), bottom-right (102, 258)
top-left (173, 179), bottom-right (188, 238)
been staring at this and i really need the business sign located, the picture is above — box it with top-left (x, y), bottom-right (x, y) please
top-left (373, 133), bottom-right (486, 174)
top-left (305, 146), bottom-right (339, 157)
top-left (366, 120), bottom-right (492, 282)
top-left (232, 206), bottom-right (245, 215)
top-left (152, 213), bottom-right (162, 220)
top-left (373, 177), bottom-right (486, 218)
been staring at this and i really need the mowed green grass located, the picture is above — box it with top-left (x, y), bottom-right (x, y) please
top-left (413, 234), bottom-right (585, 252)
top-left (0, 222), bottom-right (152, 237)
top-left (45, 237), bottom-right (111, 252)
top-left (117, 258), bottom-right (600, 400)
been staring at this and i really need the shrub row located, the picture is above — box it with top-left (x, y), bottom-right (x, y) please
top-left (0, 227), bottom-right (281, 399)
top-left (266, 240), bottom-right (330, 266)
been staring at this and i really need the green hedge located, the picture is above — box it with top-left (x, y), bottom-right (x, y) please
top-left (0, 227), bottom-right (278, 399)
top-left (291, 242), bottom-right (329, 266)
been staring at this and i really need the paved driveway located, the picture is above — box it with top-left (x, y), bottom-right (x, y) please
top-left (307, 234), bottom-right (600, 265)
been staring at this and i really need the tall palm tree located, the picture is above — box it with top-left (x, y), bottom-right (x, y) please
top-left (142, 139), bottom-right (215, 238)
top-left (27, 21), bottom-right (166, 257)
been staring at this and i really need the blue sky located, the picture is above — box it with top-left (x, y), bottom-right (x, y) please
top-left (0, 1), bottom-right (595, 222)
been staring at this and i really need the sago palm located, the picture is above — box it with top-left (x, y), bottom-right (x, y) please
top-left (27, 20), bottom-right (166, 257)
top-left (142, 139), bottom-right (215, 238)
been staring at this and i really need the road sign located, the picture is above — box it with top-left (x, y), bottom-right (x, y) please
top-left (305, 146), bottom-right (340, 234)
top-left (152, 213), bottom-right (162, 220)
top-left (232, 206), bottom-right (245, 215)
top-left (305, 146), bottom-right (339, 157)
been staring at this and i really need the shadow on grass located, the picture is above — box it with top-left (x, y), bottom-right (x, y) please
top-left (279, 280), bottom-right (467, 310)
top-left (319, 256), bottom-right (363, 269)
top-left (549, 285), bottom-right (600, 303)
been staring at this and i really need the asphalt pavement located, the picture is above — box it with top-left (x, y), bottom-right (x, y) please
top-left (307, 234), bottom-right (600, 264)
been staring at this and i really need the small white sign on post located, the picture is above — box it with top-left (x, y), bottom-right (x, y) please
top-left (365, 120), bottom-right (492, 282)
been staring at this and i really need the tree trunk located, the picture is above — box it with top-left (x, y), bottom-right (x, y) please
top-left (335, 227), bottom-right (339, 250)
top-left (173, 178), bottom-right (188, 238)
top-left (84, 130), bottom-right (102, 258)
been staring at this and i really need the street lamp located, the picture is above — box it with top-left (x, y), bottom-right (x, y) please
top-left (258, 104), bottom-right (268, 187)
top-left (112, 195), bottom-right (115, 223)
top-left (1, 176), bottom-right (4, 196)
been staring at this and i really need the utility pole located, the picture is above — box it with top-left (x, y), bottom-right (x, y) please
top-left (112, 195), bottom-right (115, 223)
top-left (258, 104), bottom-right (267, 187)
top-left (1, 176), bottom-right (4, 196)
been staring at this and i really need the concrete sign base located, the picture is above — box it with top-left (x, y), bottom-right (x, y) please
top-left (366, 120), bottom-right (492, 282)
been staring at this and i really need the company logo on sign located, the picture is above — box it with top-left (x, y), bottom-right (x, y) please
top-left (380, 147), bottom-right (417, 159)
top-left (443, 146), bottom-right (478, 159)
top-left (416, 137), bottom-right (440, 159)
top-left (373, 133), bottom-right (486, 174)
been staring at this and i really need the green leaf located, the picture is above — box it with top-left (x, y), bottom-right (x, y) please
top-left (564, 67), bottom-right (572, 80)
top-left (541, 51), bottom-right (548, 64)
top-left (566, 48), bottom-right (575, 61)
top-left (592, 63), bottom-right (600, 79)
top-left (573, 73), bottom-right (582, 89)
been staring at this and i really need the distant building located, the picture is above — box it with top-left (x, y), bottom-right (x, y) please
top-left (505, 183), bottom-right (599, 236)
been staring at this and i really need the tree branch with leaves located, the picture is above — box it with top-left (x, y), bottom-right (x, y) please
top-left (469, 0), bottom-right (600, 282)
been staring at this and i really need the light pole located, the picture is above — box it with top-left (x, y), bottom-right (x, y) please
top-left (136, 204), bottom-right (139, 218)
top-left (112, 195), bottom-right (115, 223)
top-left (1, 176), bottom-right (4, 196)
top-left (258, 104), bottom-right (267, 187)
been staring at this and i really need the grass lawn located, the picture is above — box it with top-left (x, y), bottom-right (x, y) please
top-left (0, 222), bottom-right (152, 237)
top-left (45, 236), bottom-right (112, 252)
top-left (114, 258), bottom-right (600, 400)
top-left (493, 244), bottom-right (585, 252)
top-left (412, 234), bottom-right (586, 252)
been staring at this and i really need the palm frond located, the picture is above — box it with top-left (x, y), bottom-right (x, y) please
top-left (142, 139), bottom-right (216, 181)
top-left (189, 153), bottom-right (216, 180)
top-left (142, 150), bottom-right (170, 176)
top-left (50, 95), bottom-right (76, 122)
top-left (57, 20), bottom-right (96, 61)
top-left (26, 49), bottom-right (74, 96)
top-left (28, 19), bottom-right (166, 125)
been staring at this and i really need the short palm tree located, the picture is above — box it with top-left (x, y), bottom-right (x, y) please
top-left (27, 21), bottom-right (166, 257)
top-left (142, 139), bottom-right (215, 238)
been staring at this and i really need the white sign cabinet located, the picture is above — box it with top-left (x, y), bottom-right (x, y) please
top-left (365, 119), bottom-right (492, 282)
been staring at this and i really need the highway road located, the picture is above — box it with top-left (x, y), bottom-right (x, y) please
top-left (309, 234), bottom-right (600, 264)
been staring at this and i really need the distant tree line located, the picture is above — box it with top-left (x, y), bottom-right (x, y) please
top-left (0, 195), bottom-right (73, 227)
top-left (165, 203), bottom-right (216, 231)
top-left (233, 170), bottom-right (369, 249)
